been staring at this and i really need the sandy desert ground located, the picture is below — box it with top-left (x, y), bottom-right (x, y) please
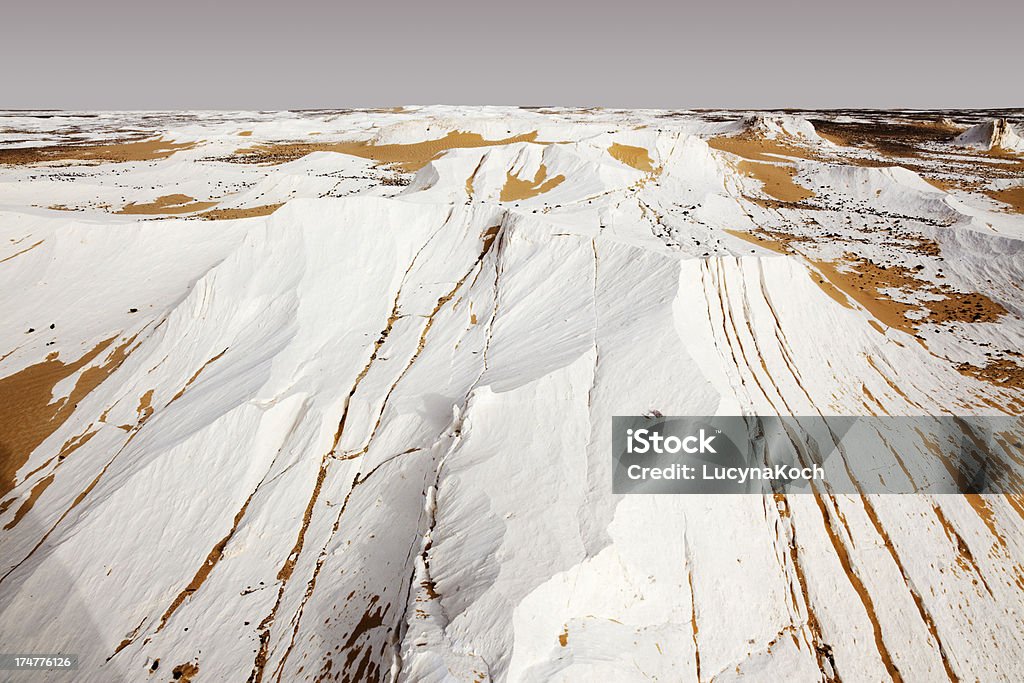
top-left (1, 107), bottom-right (1023, 682)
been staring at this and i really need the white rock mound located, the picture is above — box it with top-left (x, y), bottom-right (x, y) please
top-left (954, 118), bottom-right (1024, 153)
top-left (738, 113), bottom-right (831, 144)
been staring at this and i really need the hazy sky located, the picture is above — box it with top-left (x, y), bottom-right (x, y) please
top-left (4, 0), bottom-right (1021, 109)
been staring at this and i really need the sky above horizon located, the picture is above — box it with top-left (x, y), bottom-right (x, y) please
top-left (4, 0), bottom-right (1021, 110)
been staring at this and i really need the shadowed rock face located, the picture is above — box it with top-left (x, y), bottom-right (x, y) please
top-left (0, 107), bottom-right (1023, 682)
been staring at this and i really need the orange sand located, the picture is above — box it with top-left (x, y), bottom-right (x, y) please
top-left (235, 130), bottom-right (542, 171)
top-left (116, 194), bottom-right (218, 215)
top-left (500, 164), bottom-right (565, 201)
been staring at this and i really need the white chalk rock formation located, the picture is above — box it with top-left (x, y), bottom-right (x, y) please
top-left (955, 118), bottom-right (1024, 152)
top-left (0, 107), bottom-right (1022, 682)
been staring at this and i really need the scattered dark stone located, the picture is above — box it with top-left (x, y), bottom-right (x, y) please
top-left (27, 328), bottom-right (34, 333)
top-left (129, 308), bottom-right (138, 313)
top-left (150, 659), bottom-right (160, 671)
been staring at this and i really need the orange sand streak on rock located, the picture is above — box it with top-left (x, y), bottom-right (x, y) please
top-left (1, 240), bottom-right (44, 265)
top-left (988, 186), bottom-right (1024, 213)
top-left (136, 389), bottom-right (154, 423)
top-left (2, 425), bottom-right (100, 530)
top-left (608, 143), bottom-right (655, 172)
top-left (737, 160), bottom-right (815, 203)
top-left (167, 348), bottom-right (228, 405)
top-left (726, 230), bottom-right (1006, 336)
top-left (708, 135), bottom-right (817, 203)
top-left (156, 486), bottom-right (259, 632)
top-left (500, 164), bottom-right (565, 201)
top-left (956, 358), bottom-right (1024, 395)
top-left (0, 336), bottom-right (134, 497)
top-left (707, 135), bottom-right (817, 162)
top-left (236, 130), bottom-right (541, 171)
top-left (724, 228), bottom-right (793, 256)
top-left (465, 156), bottom-right (485, 198)
top-left (2, 474), bottom-right (54, 530)
top-left (0, 136), bottom-right (196, 165)
top-left (116, 194), bottom-right (217, 216)
top-left (816, 257), bottom-right (1006, 332)
top-left (813, 494), bottom-right (903, 681)
top-left (198, 204), bottom-right (284, 220)
top-left (725, 229), bottom-right (850, 309)
top-left (812, 259), bottom-right (919, 333)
